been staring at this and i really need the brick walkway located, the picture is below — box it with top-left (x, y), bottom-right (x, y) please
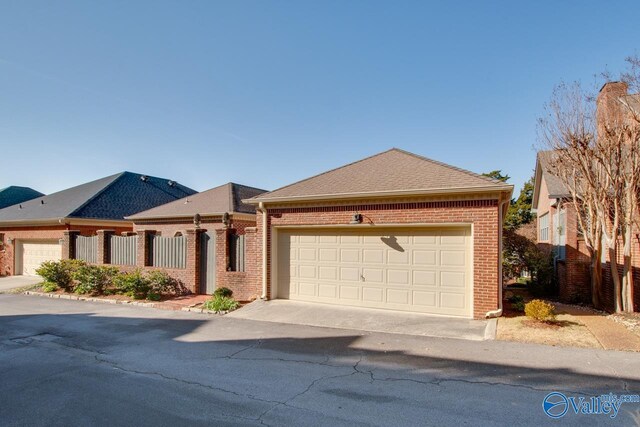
top-left (154, 294), bottom-right (210, 311)
top-left (557, 304), bottom-right (640, 352)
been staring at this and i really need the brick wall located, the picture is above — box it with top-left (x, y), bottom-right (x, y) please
top-left (256, 199), bottom-right (502, 319)
top-left (0, 224), bottom-right (132, 276)
top-left (214, 227), bottom-right (260, 301)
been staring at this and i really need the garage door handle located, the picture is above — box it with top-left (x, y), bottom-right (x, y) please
top-left (360, 274), bottom-right (365, 282)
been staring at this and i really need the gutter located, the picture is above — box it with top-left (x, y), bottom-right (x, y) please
top-left (486, 197), bottom-right (510, 318)
top-left (257, 202), bottom-right (268, 299)
top-left (124, 212), bottom-right (256, 221)
top-left (244, 185), bottom-right (514, 205)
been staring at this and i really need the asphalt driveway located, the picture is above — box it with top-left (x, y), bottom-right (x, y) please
top-left (0, 275), bottom-right (41, 292)
top-left (1, 294), bottom-right (640, 426)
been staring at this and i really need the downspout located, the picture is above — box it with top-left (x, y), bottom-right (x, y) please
top-left (486, 198), bottom-right (509, 318)
top-left (257, 202), bottom-right (268, 299)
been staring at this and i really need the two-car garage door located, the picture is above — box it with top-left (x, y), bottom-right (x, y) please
top-left (276, 227), bottom-right (472, 317)
top-left (17, 241), bottom-right (62, 276)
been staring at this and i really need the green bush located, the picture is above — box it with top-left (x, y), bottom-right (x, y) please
top-left (507, 294), bottom-right (525, 312)
top-left (73, 265), bottom-right (119, 295)
top-left (524, 299), bottom-right (556, 322)
top-left (35, 259), bottom-right (85, 291)
top-left (203, 295), bottom-right (240, 312)
top-left (113, 269), bottom-right (151, 299)
top-left (213, 287), bottom-right (233, 298)
top-left (147, 270), bottom-right (183, 296)
top-left (41, 282), bottom-right (58, 293)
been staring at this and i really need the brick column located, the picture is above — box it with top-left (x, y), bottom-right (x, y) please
top-left (244, 227), bottom-right (259, 295)
top-left (96, 230), bottom-right (114, 265)
top-left (62, 230), bottom-right (80, 260)
top-left (185, 229), bottom-right (204, 294)
top-left (136, 230), bottom-right (155, 267)
top-left (216, 228), bottom-right (232, 277)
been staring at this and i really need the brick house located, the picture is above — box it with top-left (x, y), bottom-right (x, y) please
top-left (532, 81), bottom-right (640, 311)
top-left (125, 182), bottom-right (266, 298)
top-left (245, 148), bottom-right (513, 319)
top-left (0, 172), bottom-right (195, 277)
top-left (0, 186), bottom-right (43, 209)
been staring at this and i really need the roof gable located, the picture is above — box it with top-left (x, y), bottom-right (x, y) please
top-left (248, 148), bottom-right (512, 203)
top-left (533, 151), bottom-right (570, 207)
top-left (0, 172), bottom-right (196, 223)
top-left (0, 186), bottom-right (44, 209)
top-left (127, 183), bottom-right (267, 220)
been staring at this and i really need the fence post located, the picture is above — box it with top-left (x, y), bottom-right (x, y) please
top-left (62, 230), bottom-right (80, 260)
top-left (136, 230), bottom-right (155, 267)
top-left (96, 230), bottom-right (114, 265)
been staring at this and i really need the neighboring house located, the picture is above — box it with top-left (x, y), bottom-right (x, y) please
top-left (0, 186), bottom-right (44, 209)
top-left (532, 150), bottom-right (590, 302)
top-left (0, 172), bottom-right (195, 276)
top-left (245, 148), bottom-right (513, 319)
top-left (126, 183), bottom-right (267, 297)
top-left (532, 81), bottom-right (640, 310)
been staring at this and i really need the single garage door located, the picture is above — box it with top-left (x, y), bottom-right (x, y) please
top-left (276, 227), bottom-right (472, 317)
top-left (18, 241), bottom-right (62, 276)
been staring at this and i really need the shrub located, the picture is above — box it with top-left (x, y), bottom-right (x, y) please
top-left (41, 282), bottom-right (58, 293)
top-left (113, 269), bottom-right (150, 299)
top-left (73, 265), bottom-right (119, 295)
top-left (146, 270), bottom-right (183, 296)
top-left (213, 287), bottom-right (233, 298)
top-left (35, 259), bottom-right (85, 292)
top-left (203, 295), bottom-right (240, 313)
top-left (507, 294), bottom-right (525, 312)
top-left (524, 299), bottom-right (556, 322)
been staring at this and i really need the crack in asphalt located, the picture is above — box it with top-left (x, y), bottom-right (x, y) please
top-left (9, 333), bottom-right (619, 424)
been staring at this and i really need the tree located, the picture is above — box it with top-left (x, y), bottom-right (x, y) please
top-left (539, 56), bottom-right (640, 312)
top-left (482, 170), bottom-right (511, 183)
top-left (505, 176), bottom-right (534, 230)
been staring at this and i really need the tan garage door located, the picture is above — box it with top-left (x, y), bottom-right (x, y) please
top-left (19, 241), bottom-right (62, 276)
top-left (276, 227), bottom-right (472, 317)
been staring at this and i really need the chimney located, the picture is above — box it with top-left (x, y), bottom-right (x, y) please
top-left (597, 81), bottom-right (629, 131)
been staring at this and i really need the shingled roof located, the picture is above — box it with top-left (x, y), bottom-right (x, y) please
top-left (127, 183), bottom-right (267, 220)
top-left (0, 172), bottom-right (196, 223)
top-left (536, 151), bottom-right (570, 199)
top-left (246, 148), bottom-right (512, 203)
top-left (0, 186), bottom-right (44, 209)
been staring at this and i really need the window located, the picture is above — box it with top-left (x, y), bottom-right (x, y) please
top-left (539, 213), bottom-right (549, 241)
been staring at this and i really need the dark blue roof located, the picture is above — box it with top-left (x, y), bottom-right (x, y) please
top-left (0, 186), bottom-right (44, 209)
top-left (0, 172), bottom-right (196, 222)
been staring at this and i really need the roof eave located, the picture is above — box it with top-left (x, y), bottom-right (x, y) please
top-left (0, 217), bottom-right (131, 227)
top-left (244, 185), bottom-right (514, 205)
top-left (125, 211), bottom-right (256, 221)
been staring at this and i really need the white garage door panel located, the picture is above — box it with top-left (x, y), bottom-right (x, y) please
top-left (277, 228), bottom-right (472, 317)
top-left (19, 241), bottom-right (62, 276)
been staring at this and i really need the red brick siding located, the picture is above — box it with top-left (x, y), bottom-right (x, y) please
top-left (256, 199), bottom-right (501, 319)
top-left (214, 227), bottom-right (261, 301)
top-left (0, 225), bottom-right (132, 276)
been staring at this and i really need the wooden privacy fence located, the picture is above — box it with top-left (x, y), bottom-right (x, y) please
top-left (110, 235), bottom-right (137, 266)
top-left (229, 234), bottom-right (246, 272)
top-left (151, 234), bottom-right (187, 269)
top-left (75, 235), bottom-right (98, 263)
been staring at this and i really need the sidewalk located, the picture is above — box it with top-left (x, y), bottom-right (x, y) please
top-left (557, 303), bottom-right (640, 352)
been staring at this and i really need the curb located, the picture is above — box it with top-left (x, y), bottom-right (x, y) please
top-left (24, 291), bottom-right (159, 309)
top-left (22, 290), bottom-right (230, 315)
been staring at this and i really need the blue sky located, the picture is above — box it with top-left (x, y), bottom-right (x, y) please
top-left (1, 1), bottom-right (639, 196)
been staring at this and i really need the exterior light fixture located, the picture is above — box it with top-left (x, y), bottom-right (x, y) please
top-left (350, 213), bottom-right (363, 224)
